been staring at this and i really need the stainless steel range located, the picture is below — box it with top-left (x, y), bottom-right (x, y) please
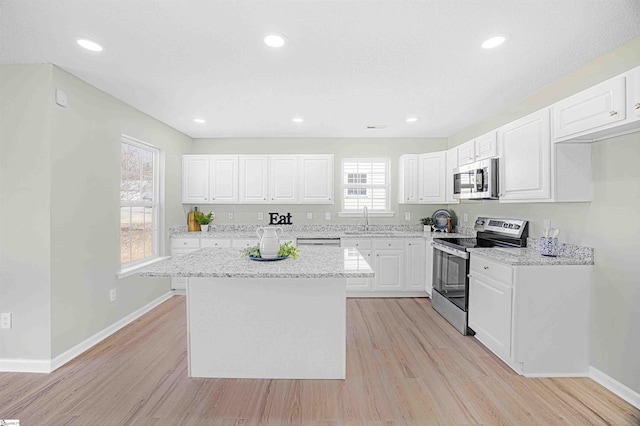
top-left (431, 217), bottom-right (528, 335)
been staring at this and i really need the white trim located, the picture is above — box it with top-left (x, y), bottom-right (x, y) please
top-left (337, 211), bottom-right (395, 218)
top-left (589, 366), bottom-right (640, 409)
top-left (0, 291), bottom-right (175, 373)
top-left (117, 256), bottom-right (170, 279)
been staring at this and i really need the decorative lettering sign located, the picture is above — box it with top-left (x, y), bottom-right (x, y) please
top-left (269, 212), bottom-right (293, 225)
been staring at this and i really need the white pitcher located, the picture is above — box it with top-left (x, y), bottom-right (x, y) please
top-left (256, 226), bottom-right (283, 259)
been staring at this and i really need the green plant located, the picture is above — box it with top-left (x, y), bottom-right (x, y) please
top-left (194, 211), bottom-right (214, 225)
top-left (420, 217), bottom-right (434, 226)
top-left (242, 241), bottom-right (299, 259)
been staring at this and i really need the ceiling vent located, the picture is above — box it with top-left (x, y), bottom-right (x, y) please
top-left (366, 125), bottom-right (387, 130)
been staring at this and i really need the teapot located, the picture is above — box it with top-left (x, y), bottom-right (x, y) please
top-left (256, 226), bottom-right (283, 259)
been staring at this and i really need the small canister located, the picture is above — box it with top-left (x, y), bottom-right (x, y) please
top-left (539, 237), bottom-right (559, 257)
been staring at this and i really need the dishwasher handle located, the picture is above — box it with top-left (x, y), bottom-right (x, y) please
top-left (296, 238), bottom-right (341, 246)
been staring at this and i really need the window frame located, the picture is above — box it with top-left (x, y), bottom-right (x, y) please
top-left (338, 157), bottom-right (394, 218)
top-left (119, 134), bottom-right (162, 273)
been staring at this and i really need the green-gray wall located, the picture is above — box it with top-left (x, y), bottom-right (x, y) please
top-left (189, 138), bottom-right (448, 226)
top-left (447, 36), bottom-right (640, 394)
top-left (0, 64), bottom-right (193, 363)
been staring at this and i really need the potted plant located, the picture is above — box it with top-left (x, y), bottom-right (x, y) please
top-left (195, 211), bottom-right (214, 233)
top-left (420, 217), bottom-right (434, 232)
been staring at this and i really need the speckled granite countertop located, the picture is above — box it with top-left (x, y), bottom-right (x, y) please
top-left (468, 244), bottom-right (594, 266)
top-left (139, 246), bottom-right (375, 278)
top-left (170, 224), bottom-right (472, 241)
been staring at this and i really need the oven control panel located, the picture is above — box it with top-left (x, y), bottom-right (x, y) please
top-left (474, 217), bottom-right (527, 237)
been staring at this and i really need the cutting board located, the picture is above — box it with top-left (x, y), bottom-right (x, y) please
top-left (188, 207), bottom-right (201, 232)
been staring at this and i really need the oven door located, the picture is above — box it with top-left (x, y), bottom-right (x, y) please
top-left (432, 246), bottom-right (469, 311)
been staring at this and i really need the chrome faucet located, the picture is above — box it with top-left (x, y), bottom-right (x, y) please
top-left (363, 205), bottom-right (369, 231)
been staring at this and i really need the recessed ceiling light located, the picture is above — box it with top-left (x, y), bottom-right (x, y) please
top-left (76, 38), bottom-right (104, 52)
top-left (193, 118), bottom-right (206, 124)
top-left (482, 35), bottom-right (507, 49)
top-left (406, 117), bottom-right (418, 123)
top-left (264, 33), bottom-right (287, 48)
top-left (292, 117), bottom-right (304, 123)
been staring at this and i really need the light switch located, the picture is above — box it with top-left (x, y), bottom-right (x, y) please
top-left (463, 213), bottom-right (468, 223)
top-left (307, 212), bottom-right (312, 220)
top-left (0, 313), bottom-right (11, 329)
top-left (404, 212), bottom-right (411, 221)
top-left (228, 212), bottom-right (234, 220)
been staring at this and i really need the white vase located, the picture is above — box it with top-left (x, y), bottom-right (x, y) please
top-left (256, 226), bottom-right (283, 258)
top-left (200, 224), bottom-right (209, 233)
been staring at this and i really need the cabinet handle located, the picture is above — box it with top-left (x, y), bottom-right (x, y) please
top-left (609, 110), bottom-right (618, 116)
top-left (635, 103), bottom-right (640, 110)
top-left (376, 254), bottom-right (379, 257)
top-left (484, 266), bottom-right (489, 270)
top-left (388, 243), bottom-right (391, 247)
top-left (356, 244), bottom-right (359, 247)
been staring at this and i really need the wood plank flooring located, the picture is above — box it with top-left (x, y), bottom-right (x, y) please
top-left (1, 295), bottom-right (638, 425)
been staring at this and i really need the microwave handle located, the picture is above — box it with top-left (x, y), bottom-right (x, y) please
top-left (475, 169), bottom-right (484, 191)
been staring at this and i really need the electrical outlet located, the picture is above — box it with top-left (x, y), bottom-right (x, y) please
top-left (1, 313), bottom-right (12, 329)
top-left (463, 213), bottom-right (468, 223)
top-left (404, 212), bottom-right (411, 221)
top-left (109, 288), bottom-right (117, 302)
top-left (307, 212), bottom-right (312, 220)
top-left (257, 212), bottom-right (264, 220)
top-left (227, 212), bottom-right (234, 220)
top-left (325, 212), bottom-right (331, 221)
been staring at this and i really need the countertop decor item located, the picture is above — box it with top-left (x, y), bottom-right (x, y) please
top-left (256, 226), bottom-right (283, 258)
top-left (188, 207), bottom-right (201, 232)
top-left (431, 209), bottom-right (452, 231)
top-left (249, 255), bottom-right (289, 262)
top-left (419, 217), bottom-right (434, 232)
top-left (194, 211), bottom-right (214, 233)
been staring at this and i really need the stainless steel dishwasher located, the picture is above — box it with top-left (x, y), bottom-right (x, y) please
top-left (296, 237), bottom-right (341, 247)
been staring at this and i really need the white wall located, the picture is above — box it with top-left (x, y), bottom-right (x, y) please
top-left (189, 137), bottom-right (449, 225)
top-left (0, 65), bottom-right (53, 361)
top-left (447, 36), bottom-right (640, 394)
top-left (0, 64), bottom-right (193, 363)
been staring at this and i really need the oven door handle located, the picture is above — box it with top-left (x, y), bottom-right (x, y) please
top-left (431, 242), bottom-right (469, 259)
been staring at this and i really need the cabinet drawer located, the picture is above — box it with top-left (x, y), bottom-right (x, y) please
top-left (340, 238), bottom-right (372, 249)
top-left (373, 239), bottom-right (404, 250)
top-left (231, 239), bottom-right (258, 248)
top-left (470, 256), bottom-right (513, 285)
top-left (201, 239), bottom-right (231, 248)
top-left (171, 238), bottom-right (200, 249)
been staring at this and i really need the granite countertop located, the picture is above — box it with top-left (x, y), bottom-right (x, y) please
top-left (467, 246), bottom-right (594, 266)
top-left (139, 246), bottom-right (375, 278)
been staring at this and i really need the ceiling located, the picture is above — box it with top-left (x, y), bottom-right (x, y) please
top-left (2, 1), bottom-right (640, 139)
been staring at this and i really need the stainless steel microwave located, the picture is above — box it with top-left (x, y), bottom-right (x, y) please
top-left (453, 158), bottom-right (499, 200)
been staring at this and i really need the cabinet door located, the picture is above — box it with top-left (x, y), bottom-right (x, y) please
top-left (299, 155), bottom-right (334, 204)
top-left (417, 152), bottom-right (446, 203)
top-left (468, 274), bottom-right (513, 362)
top-left (445, 148), bottom-right (458, 204)
top-left (498, 109), bottom-right (551, 201)
top-left (182, 155), bottom-right (210, 203)
top-left (374, 246), bottom-right (404, 291)
top-left (404, 240), bottom-right (426, 291)
top-left (475, 131), bottom-right (497, 160)
top-left (628, 66), bottom-right (640, 120)
top-left (553, 76), bottom-right (626, 140)
top-left (269, 155), bottom-right (298, 203)
top-left (457, 140), bottom-right (475, 166)
top-left (239, 156), bottom-right (269, 204)
top-left (210, 155), bottom-right (238, 203)
top-left (344, 247), bottom-right (373, 291)
top-left (398, 154), bottom-right (419, 204)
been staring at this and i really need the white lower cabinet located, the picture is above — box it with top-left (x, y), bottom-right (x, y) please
top-left (424, 241), bottom-right (434, 298)
top-left (468, 255), bottom-right (592, 376)
top-left (341, 238), bottom-right (426, 296)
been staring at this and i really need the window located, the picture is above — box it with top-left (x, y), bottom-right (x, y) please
top-left (120, 136), bottom-right (159, 267)
top-left (341, 158), bottom-right (390, 212)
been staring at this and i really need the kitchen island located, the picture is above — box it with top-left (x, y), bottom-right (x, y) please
top-left (139, 246), bottom-right (374, 379)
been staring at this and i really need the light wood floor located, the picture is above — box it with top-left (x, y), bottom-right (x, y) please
top-left (1, 296), bottom-right (638, 425)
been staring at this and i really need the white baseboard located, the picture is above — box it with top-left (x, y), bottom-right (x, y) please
top-left (590, 366), bottom-right (640, 409)
top-left (0, 291), bottom-right (175, 374)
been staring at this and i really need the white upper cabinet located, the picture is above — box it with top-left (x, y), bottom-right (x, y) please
top-left (209, 155), bottom-right (238, 203)
top-left (553, 76), bottom-right (626, 141)
top-left (445, 148), bottom-right (458, 204)
top-left (182, 155), bottom-right (211, 203)
top-left (269, 155), bottom-right (298, 203)
top-left (239, 155), bottom-right (269, 203)
top-left (418, 152), bottom-right (446, 203)
top-left (458, 131), bottom-right (497, 166)
top-left (398, 154), bottom-right (419, 203)
top-left (299, 155), bottom-right (334, 204)
top-left (627, 65), bottom-right (640, 120)
top-left (498, 109), bottom-right (552, 201)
